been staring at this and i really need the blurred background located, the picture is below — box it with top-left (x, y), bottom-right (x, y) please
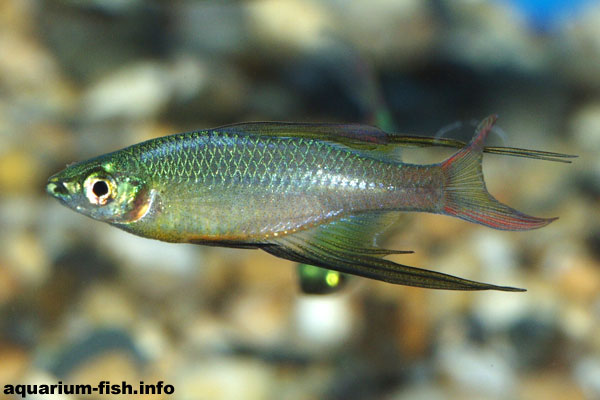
top-left (1, 0), bottom-right (599, 399)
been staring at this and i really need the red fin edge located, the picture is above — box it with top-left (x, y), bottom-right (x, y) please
top-left (441, 115), bottom-right (557, 231)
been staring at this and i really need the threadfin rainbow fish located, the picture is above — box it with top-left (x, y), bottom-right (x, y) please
top-left (46, 115), bottom-right (574, 291)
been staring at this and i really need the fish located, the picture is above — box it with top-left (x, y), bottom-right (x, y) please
top-left (46, 115), bottom-right (575, 291)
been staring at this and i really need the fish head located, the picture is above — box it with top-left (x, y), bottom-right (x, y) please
top-left (46, 155), bottom-right (151, 224)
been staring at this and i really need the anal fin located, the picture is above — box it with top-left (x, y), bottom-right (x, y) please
top-left (263, 214), bottom-right (525, 291)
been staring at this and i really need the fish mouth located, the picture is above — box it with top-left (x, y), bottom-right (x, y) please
top-left (46, 179), bottom-right (68, 197)
top-left (46, 177), bottom-right (79, 201)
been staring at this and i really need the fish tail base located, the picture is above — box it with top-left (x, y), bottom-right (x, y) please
top-left (440, 115), bottom-right (557, 231)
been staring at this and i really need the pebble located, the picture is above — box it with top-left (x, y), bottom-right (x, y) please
top-left (333, 0), bottom-right (436, 65)
top-left (245, 0), bottom-right (333, 55)
top-left (81, 62), bottom-right (172, 121)
top-left (559, 303), bottom-right (595, 342)
top-left (437, 344), bottom-right (516, 399)
top-left (472, 290), bottom-right (529, 333)
top-left (393, 288), bottom-right (431, 359)
top-left (19, 370), bottom-right (72, 400)
top-left (66, 351), bottom-right (140, 397)
top-left (181, 312), bottom-right (233, 354)
top-left (224, 288), bottom-right (292, 348)
top-left (0, 150), bottom-right (45, 195)
top-left (390, 384), bottom-right (449, 400)
top-left (236, 248), bottom-right (296, 291)
top-left (574, 356), bottom-right (600, 399)
top-left (174, 357), bottom-right (275, 400)
top-left (3, 231), bottom-right (50, 289)
top-left (508, 316), bottom-right (561, 368)
top-left (520, 371), bottom-right (585, 400)
top-left (293, 294), bottom-right (356, 352)
top-left (442, 0), bottom-right (547, 71)
top-left (0, 259), bottom-right (19, 306)
top-left (78, 283), bottom-right (137, 328)
top-left (171, 2), bottom-right (247, 56)
top-left (0, 0), bottom-right (35, 34)
top-left (0, 345), bottom-right (29, 385)
top-left (570, 101), bottom-right (600, 152)
top-left (99, 227), bottom-right (201, 278)
top-left (559, 2), bottom-right (600, 86)
top-left (548, 249), bottom-right (600, 304)
top-left (132, 319), bottom-right (171, 362)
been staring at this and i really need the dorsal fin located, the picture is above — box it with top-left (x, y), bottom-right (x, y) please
top-left (213, 119), bottom-right (576, 163)
top-left (214, 122), bottom-right (389, 150)
top-left (387, 134), bottom-right (576, 163)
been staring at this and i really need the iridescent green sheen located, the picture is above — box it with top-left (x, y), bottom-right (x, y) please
top-left (118, 129), bottom-right (439, 243)
top-left (46, 116), bottom-right (568, 291)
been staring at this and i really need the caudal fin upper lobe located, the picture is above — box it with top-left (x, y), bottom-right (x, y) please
top-left (440, 115), bottom-right (557, 230)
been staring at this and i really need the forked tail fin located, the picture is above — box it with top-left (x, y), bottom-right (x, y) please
top-left (440, 115), bottom-right (557, 230)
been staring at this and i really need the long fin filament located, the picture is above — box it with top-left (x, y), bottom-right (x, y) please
top-left (264, 233), bottom-right (525, 292)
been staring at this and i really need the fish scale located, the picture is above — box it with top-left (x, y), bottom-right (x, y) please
top-left (126, 130), bottom-right (402, 240)
top-left (47, 115), bottom-right (572, 291)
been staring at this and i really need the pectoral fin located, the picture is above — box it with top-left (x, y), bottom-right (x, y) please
top-left (305, 213), bottom-right (412, 257)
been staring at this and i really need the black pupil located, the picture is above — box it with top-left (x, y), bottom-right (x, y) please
top-left (92, 180), bottom-right (109, 197)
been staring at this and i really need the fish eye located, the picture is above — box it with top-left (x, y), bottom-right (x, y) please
top-left (85, 177), bottom-right (114, 205)
top-left (92, 180), bottom-right (109, 197)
